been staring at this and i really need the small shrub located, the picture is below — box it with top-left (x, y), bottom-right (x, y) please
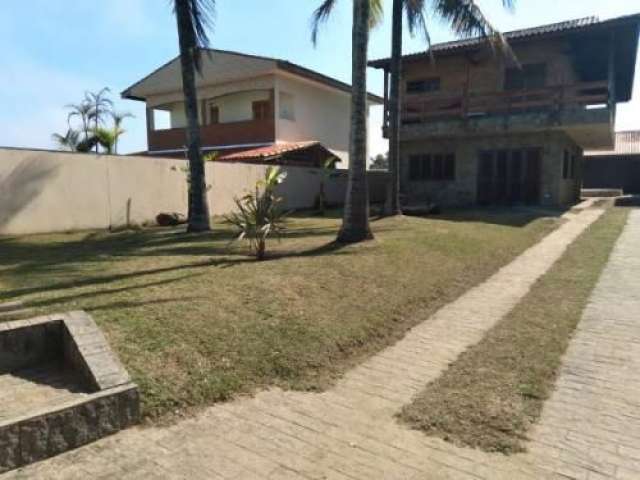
top-left (225, 167), bottom-right (289, 260)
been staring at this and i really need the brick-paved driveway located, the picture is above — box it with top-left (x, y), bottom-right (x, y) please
top-left (6, 206), bottom-right (640, 479)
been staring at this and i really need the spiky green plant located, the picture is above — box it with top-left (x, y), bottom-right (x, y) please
top-left (225, 167), bottom-right (288, 260)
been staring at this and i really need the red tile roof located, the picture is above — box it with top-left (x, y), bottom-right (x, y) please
top-left (219, 141), bottom-right (321, 161)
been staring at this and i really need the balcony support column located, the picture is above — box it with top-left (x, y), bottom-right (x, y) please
top-left (145, 108), bottom-right (155, 144)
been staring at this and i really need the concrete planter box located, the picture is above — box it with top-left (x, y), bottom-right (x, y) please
top-left (0, 311), bottom-right (139, 473)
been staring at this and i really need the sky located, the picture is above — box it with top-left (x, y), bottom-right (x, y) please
top-left (1, 0), bottom-right (639, 157)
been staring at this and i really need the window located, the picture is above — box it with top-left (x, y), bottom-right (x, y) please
top-left (408, 153), bottom-right (455, 181)
top-left (252, 100), bottom-right (271, 121)
top-left (150, 108), bottom-right (171, 131)
top-left (208, 105), bottom-right (219, 125)
top-left (504, 63), bottom-right (547, 91)
top-left (279, 92), bottom-right (295, 121)
top-left (406, 77), bottom-right (441, 94)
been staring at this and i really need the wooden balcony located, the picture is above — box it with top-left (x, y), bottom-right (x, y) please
top-left (382, 81), bottom-right (611, 132)
top-left (148, 119), bottom-right (276, 152)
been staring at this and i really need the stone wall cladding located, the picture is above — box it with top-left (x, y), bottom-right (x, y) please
top-left (401, 130), bottom-right (581, 207)
top-left (0, 312), bottom-right (140, 473)
top-left (0, 385), bottom-right (139, 473)
top-left (0, 319), bottom-right (64, 375)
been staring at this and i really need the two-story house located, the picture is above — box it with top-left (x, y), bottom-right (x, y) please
top-left (122, 49), bottom-right (383, 167)
top-left (369, 14), bottom-right (640, 207)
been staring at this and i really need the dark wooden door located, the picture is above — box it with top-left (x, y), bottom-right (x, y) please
top-left (477, 152), bottom-right (494, 206)
top-left (477, 148), bottom-right (541, 206)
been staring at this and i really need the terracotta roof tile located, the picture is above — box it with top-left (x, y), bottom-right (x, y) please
top-left (218, 141), bottom-right (322, 161)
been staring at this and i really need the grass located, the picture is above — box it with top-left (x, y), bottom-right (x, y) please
top-left (398, 207), bottom-right (629, 454)
top-left (0, 209), bottom-right (558, 420)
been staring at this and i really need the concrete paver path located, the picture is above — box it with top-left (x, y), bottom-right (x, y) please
top-left (5, 206), bottom-right (639, 479)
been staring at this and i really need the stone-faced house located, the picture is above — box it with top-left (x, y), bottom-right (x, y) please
top-left (369, 15), bottom-right (640, 207)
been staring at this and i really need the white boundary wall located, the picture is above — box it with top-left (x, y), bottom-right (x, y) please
top-left (0, 148), bottom-right (388, 236)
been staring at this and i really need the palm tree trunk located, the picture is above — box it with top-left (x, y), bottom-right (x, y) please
top-left (337, 0), bottom-right (373, 243)
top-left (175, 0), bottom-right (211, 232)
top-left (95, 102), bottom-right (99, 155)
top-left (387, 0), bottom-right (403, 215)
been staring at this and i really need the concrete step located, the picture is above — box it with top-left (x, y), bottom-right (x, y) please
top-left (581, 188), bottom-right (623, 198)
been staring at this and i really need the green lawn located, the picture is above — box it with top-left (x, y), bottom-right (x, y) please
top-left (399, 207), bottom-right (628, 453)
top-left (0, 210), bottom-right (558, 420)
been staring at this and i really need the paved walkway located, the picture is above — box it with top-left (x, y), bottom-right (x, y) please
top-left (6, 206), bottom-right (640, 479)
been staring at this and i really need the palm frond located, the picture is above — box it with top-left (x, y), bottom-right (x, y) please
top-left (111, 111), bottom-right (134, 128)
top-left (311, 0), bottom-right (384, 44)
top-left (431, 0), bottom-right (515, 62)
top-left (65, 101), bottom-right (93, 131)
top-left (173, 0), bottom-right (216, 72)
top-left (403, 0), bottom-right (433, 58)
top-left (91, 127), bottom-right (117, 154)
top-left (51, 129), bottom-right (81, 152)
top-left (369, 0), bottom-right (384, 30)
top-left (501, 0), bottom-right (516, 11)
top-left (310, 0), bottom-right (338, 45)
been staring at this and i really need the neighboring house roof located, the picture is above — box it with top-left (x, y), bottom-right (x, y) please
top-left (585, 131), bottom-right (640, 156)
top-left (369, 14), bottom-right (640, 102)
top-left (218, 141), bottom-right (338, 167)
top-left (122, 49), bottom-right (383, 104)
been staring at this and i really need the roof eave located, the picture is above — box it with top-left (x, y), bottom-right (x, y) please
top-left (277, 61), bottom-right (383, 104)
top-left (369, 14), bottom-right (640, 71)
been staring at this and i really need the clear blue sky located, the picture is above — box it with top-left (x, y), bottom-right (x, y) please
top-left (1, 0), bottom-right (639, 156)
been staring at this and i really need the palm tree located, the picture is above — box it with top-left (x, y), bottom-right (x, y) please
top-left (66, 100), bottom-right (93, 141)
top-left (85, 88), bottom-right (114, 154)
top-left (51, 129), bottom-right (81, 152)
top-left (311, 0), bottom-right (383, 243)
top-left (91, 127), bottom-right (117, 154)
top-left (171, 0), bottom-right (215, 232)
top-left (111, 111), bottom-right (134, 154)
top-left (386, 0), bottom-right (515, 215)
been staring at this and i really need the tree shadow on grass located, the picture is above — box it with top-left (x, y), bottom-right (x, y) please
top-left (84, 296), bottom-right (204, 314)
top-left (23, 272), bottom-right (210, 310)
top-left (0, 257), bottom-right (249, 302)
top-left (408, 206), bottom-right (568, 228)
top-left (263, 239), bottom-right (355, 262)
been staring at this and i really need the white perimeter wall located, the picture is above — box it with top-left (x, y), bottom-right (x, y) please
top-left (0, 148), bottom-right (386, 236)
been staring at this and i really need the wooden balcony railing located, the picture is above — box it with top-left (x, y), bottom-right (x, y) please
top-left (394, 81), bottom-right (610, 126)
top-left (148, 119), bottom-right (276, 151)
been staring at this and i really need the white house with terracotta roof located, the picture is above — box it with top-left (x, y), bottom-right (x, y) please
top-left (122, 49), bottom-right (383, 167)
